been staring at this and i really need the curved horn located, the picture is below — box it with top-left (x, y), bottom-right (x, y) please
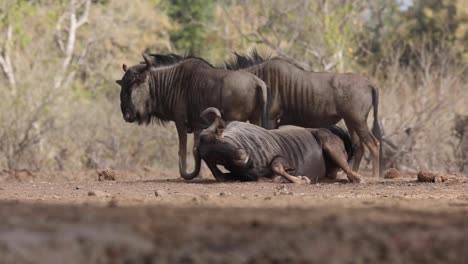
top-left (142, 53), bottom-right (152, 68)
top-left (201, 107), bottom-right (225, 137)
top-left (122, 64), bottom-right (128, 72)
top-left (201, 107), bottom-right (222, 120)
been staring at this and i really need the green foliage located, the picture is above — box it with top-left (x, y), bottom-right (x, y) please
top-left (0, 0), bottom-right (36, 48)
top-left (358, 0), bottom-right (468, 67)
top-left (166, 0), bottom-right (215, 55)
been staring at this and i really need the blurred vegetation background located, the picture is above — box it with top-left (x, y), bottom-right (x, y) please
top-left (0, 0), bottom-right (467, 175)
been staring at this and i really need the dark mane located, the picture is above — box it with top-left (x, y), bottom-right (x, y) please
top-left (224, 49), bottom-right (306, 71)
top-left (224, 49), bottom-right (269, 70)
top-left (146, 53), bottom-right (214, 68)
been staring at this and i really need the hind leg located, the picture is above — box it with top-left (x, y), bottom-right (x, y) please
top-left (270, 157), bottom-right (311, 184)
top-left (344, 124), bottom-right (364, 173)
top-left (311, 128), bottom-right (364, 183)
top-left (321, 140), bottom-right (364, 184)
top-left (353, 126), bottom-right (380, 178)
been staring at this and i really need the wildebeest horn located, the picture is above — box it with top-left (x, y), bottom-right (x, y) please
top-left (122, 64), bottom-right (128, 72)
top-left (201, 107), bottom-right (225, 136)
top-left (142, 53), bottom-right (151, 68)
top-left (116, 80), bottom-right (122, 86)
top-left (201, 107), bottom-right (222, 120)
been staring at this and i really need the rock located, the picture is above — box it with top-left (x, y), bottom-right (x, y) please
top-left (88, 190), bottom-right (110, 197)
top-left (417, 171), bottom-right (448, 183)
top-left (97, 169), bottom-right (116, 181)
top-left (384, 168), bottom-right (400, 179)
top-left (274, 185), bottom-right (293, 196)
top-left (154, 190), bottom-right (166, 197)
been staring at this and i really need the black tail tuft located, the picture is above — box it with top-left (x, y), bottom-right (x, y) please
top-left (327, 126), bottom-right (354, 161)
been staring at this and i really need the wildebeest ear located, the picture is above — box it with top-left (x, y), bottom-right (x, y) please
top-left (142, 53), bottom-right (152, 68)
top-left (122, 64), bottom-right (128, 72)
top-left (116, 80), bottom-right (122, 86)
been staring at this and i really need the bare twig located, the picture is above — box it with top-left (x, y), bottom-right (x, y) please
top-left (0, 24), bottom-right (16, 91)
top-left (54, 0), bottom-right (91, 89)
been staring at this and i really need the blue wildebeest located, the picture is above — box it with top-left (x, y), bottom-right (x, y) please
top-left (225, 51), bottom-right (382, 177)
top-left (198, 107), bottom-right (363, 184)
top-left (116, 54), bottom-right (269, 180)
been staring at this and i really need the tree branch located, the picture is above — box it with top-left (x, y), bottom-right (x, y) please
top-left (54, 0), bottom-right (91, 89)
top-left (0, 24), bottom-right (16, 91)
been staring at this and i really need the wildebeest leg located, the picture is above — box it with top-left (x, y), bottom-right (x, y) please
top-left (321, 143), bottom-right (364, 184)
top-left (345, 123), bottom-right (364, 173)
top-left (354, 126), bottom-right (380, 178)
top-left (206, 163), bottom-right (237, 182)
top-left (176, 121), bottom-right (201, 180)
top-left (270, 157), bottom-right (311, 184)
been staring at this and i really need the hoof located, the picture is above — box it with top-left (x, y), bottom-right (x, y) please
top-left (348, 173), bottom-right (365, 184)
top-left (352, 178), bottom-right (365, 184)
top-left (297, 176), bottom-right (311, 184)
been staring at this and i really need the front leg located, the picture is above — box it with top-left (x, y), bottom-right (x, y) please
top-left (176, 121), bottom-right (201, 180)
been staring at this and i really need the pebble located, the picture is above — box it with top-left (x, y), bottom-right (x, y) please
top-left (87, 190), bottom-right (110, 197)
top-left (154, 190), bottom-right (166, 197)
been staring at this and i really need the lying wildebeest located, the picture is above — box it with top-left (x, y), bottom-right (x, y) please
top-left (198, 107), bottom-right (364, 184)
top-left (116, 53), bottom-right (269, 180)
top-left (225, 51), bottom-right (382, 177)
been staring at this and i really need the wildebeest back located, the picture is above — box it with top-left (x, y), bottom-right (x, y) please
top-left (222, 122), bottom-right (325, 179)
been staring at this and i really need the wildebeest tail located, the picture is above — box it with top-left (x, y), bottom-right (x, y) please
top-left (371, 85), bottom-right (383, 174)
top-left (327, 126), bottom-right (354, 162)
top-left (256, 79), bottom-right (270, 129)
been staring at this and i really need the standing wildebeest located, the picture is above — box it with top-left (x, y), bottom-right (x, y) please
top-left (116, 53), bottom-right (269, 180)
top-left (198, 107), bottom-right (364, 184)
top-left (225, 51), bottom-right (382, 177)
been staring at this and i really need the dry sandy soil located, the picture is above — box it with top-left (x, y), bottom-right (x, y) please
top-left (0, 168), bottom-right (467, 263)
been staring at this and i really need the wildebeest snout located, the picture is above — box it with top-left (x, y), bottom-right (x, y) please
top-left (122, 110), bottom-right (136, 123)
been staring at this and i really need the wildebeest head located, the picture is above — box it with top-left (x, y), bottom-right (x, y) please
top-left (199, 107), bottom-right (251, 170)
top-left (116, 53), bottom-right (153, 124)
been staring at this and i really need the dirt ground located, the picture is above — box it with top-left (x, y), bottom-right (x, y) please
top-left (0, 169), bottom-right (468, 263)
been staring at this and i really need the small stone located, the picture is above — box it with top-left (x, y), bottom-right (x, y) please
top-left (97, 169), bottom-right (116, 181)
top-left (384, 168), bottom-right (400, 179)
top-left (75, 186), bottom-right (80, 190)
top-left (88, 190), bottom-right (109, 197)
top-left (264, 196), bottom-right (272, 200)
top-left (154, 190), bottom-right (166, 197)
top-left (274, 185), bottom-right (293, 196)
